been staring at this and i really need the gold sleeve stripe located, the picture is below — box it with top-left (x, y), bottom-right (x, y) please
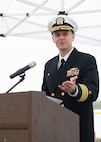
top-left (78, 84), bottom-right (89, 102)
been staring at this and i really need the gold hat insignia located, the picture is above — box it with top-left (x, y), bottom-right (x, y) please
top-left (56, 17), bottom-right (65, 25)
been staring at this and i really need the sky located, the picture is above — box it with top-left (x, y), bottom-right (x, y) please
top-left (0, 36), bottom-right (101, 137)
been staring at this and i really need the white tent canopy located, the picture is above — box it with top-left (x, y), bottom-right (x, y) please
top-left (0, 0), bottom-right (101, 47)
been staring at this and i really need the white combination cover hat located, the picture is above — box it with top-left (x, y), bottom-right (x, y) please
top-left (48, 14), bottom-right (78, 33)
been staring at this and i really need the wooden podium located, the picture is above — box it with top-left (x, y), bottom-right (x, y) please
top-left (0, 91), bottom-right (79, 142)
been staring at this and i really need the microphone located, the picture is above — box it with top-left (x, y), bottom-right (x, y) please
top-left (10, 61), bottom-right (36, 79)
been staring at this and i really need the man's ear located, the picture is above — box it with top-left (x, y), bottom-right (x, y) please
top-left (72, 34), bottom-right (75, 41)
top-left (52, 35), bottom-right (55, 43)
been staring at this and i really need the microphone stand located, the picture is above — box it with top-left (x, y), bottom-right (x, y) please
top-left (6, 73), bottom-right (25, 93)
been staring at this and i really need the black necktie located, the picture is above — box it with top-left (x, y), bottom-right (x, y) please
top-left (58, 59), bottom-right (65, 73)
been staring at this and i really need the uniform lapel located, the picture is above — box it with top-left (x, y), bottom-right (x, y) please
top-left (47, 48), bottom-right (79, 93)
top-left (57, 48), bottom-right (78, 83)
top-left (47, 56), bottom-right (59, 92)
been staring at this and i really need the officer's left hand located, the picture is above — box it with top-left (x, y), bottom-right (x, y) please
top-left (58, 76), bottom-right (78, 93)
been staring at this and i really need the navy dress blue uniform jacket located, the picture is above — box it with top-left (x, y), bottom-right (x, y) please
top-left (42, 48), bottom-right (99, 142)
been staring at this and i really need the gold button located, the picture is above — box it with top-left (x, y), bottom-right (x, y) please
top-left (61, 92), bottom-right (65, 96)
top-left (89, 91), bottom-right (92, 94)
top-left (51, 93), bottom-right (55, 96)
top-left (61, 104), bottom-right (64, 107)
